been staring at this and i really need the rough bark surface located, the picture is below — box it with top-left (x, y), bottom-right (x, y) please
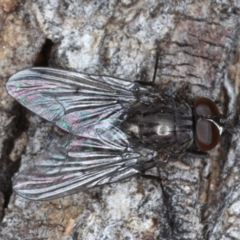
top-left (0, 1), bottom-right (240, 240)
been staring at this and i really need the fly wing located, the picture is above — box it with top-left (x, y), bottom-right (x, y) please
top-left (13, 127), bottom-right (157, 200)
top-left (6, 67), bottom-right (154, 136)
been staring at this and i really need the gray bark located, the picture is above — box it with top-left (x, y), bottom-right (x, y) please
top-left (0, 1), bottom-right (240, 239)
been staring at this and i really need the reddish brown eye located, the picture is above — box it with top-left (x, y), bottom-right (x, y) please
top-left (195, 119), bottom-right (220, 151)
top-left (194, 97), bottom-right (221, 151)
top-left (194, 97), bottom-right (219, 116)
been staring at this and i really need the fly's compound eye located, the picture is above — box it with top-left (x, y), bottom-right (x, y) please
top-left (195, 119), bottom-right (220, 151)
top-left (194, 97), bottom-right (220, 151)
top-left (194, 97), bottom-right (220, 116)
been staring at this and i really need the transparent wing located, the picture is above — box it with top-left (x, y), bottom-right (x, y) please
top-left (13, 128), bottom-right (157, 200)
top-left (6, 67), bottom-right (154, 136)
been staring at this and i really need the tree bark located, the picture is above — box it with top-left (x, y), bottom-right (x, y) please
top-left (0, 1), bottom-right (240, 239)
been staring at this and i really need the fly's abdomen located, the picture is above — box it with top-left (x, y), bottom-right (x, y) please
top-left (121, 101), bottom-right (194, 150)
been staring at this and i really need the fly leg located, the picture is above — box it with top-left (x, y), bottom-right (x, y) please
top-left (141, 162), bottom-right (174, 237)
top-left (186, 148), bottom-right (209, 157)
top-left (135, 40), bottom-right (160, 86)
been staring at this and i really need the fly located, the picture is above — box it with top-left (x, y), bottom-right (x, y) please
top-left (6, 67), bottom-right (227, 200)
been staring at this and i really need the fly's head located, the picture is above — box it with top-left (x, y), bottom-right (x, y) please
top-left (193, 97), bottom-right (228, 152)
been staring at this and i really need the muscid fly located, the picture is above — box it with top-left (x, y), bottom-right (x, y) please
top-left (6, 68), bottom-right (227, 200)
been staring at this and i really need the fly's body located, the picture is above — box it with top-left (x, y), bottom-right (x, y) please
top-left (6, 67), bottom-right (226, 200)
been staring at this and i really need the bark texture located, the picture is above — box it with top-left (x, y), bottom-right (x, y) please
top-left (0, 1), bottom-right (240, 239)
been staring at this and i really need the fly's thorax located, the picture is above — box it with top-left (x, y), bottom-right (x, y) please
top-left (121, 101), bottom-right (194, 150)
